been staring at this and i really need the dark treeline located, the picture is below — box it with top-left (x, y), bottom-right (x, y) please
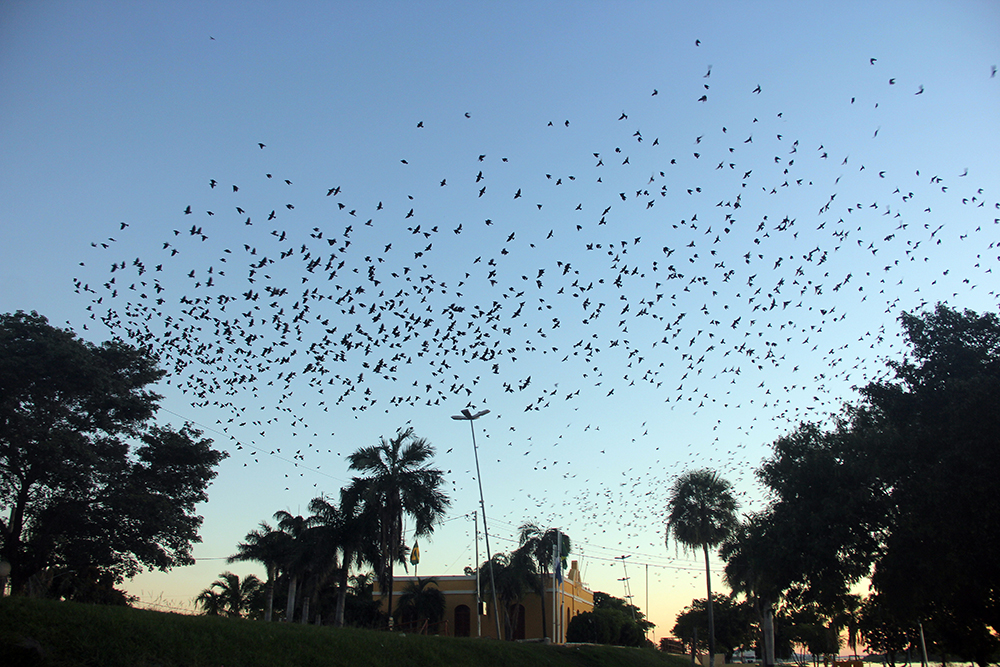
top-left (668, 304), bottom-right (1000, 666)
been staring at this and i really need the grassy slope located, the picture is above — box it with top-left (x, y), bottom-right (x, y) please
top-left (1, 597), bottom-right (690, 667)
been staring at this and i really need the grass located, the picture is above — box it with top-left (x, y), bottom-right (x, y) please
top-left (1, 596), bottom-right (690, 667)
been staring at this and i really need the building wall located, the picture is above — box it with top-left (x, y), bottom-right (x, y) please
top-left (376, 560), bottom-right (593, 642)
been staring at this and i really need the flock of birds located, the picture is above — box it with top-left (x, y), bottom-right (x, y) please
top-left (74, 49), bottom-right (997, 564)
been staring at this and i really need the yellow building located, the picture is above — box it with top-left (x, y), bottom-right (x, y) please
top-left (376, 560), bottom-right (594, 641)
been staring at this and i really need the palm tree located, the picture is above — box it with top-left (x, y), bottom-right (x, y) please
top-left (195, 571), bottom-right (264, 618)
top-left (347, 426), bottom-right (451, 621)
top-left (666, 469), bottom-right (739, 666)
top-left (194, 586), bottom-right (225, 616)
top-left (395, 577), bottom-right (447, 632)
top-left (300, 494), bottom-right (357, 626)
top-left (273, 510), bottom-right (309, 622)
top-left (480, 550), bottom-right (538, 640)
top-left (518, 523), bottom-right (571, 640)
top-left (228, 521), bottom-right (289, 622)
top-left (332, 484), bottom-right (380, 627)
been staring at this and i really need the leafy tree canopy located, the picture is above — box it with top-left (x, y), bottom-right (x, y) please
top-left (0, 311), bottom-right (227, 595)
top-left (748, 304), bottom-right (1000, 663)
top-left (672, 594), bottom-right (754, 660)
top-left (593, 591), bottom-right (655, 633)
top-left (565, 608), bottom-right (636, 646)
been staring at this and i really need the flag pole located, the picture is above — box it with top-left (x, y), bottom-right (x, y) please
top-left (552, 538), bottom-right (557, 642)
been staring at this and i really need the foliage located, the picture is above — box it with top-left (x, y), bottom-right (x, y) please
top-left (0, 311), bottom-right (227, 595)
top-left (395, 577), bottom-right (447, 629)
top-left (196, 571), bottom-right (265, 619)
top-left (745, 304), bottom-right (1000, 663)
top-left (478, 549), bottom-right (539, 640)
top-left (671, 594), bottom-right (753, 661)
top-left (783, 603), bottom-right (842, 658)
top-left (755, 422), bottom-right (882, 606)
top-left (517, 522), bottom-right (571, 639)
top-left (44, 565), bottom-right (137, 606)
top-left (272, 510), bottom-right (308, 621)
top-left (566, 591), bottom-right (654, 647)
top-left (323, 486), bottom-right (381, 627)
top-left (720, 512), bottom-right (783, 662)
top-left (341, 571), bottom-right (384, 628)
top-left (665, 470), bottom-right (740, 556)
top-left (856, 592), bottom-right (917, 663)
top-left (228, 521), bottom-right (290, 622)
top-left (665, 469), bottom-right (739, 661)
top-left (347, 426), bottom-right (450, 618)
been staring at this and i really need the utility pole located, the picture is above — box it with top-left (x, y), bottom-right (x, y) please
top-left (645, 563), bottom-right (650, 640)
top-left (615, 554), bottom-right (636, 620)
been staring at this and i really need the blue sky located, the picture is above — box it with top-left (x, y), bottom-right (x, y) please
top-left (2, 0), bottom-right (998, 638)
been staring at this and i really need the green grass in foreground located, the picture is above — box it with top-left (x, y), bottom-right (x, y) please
top-left (1, 596), bottom-right (690, 667)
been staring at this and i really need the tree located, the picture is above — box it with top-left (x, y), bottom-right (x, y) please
top-left (721, 512), bottom-right (784, 666)
top-left (196, 571), bottom-right (264, 618)
top-left (857, 593), bottom-right (917, 667)
top-left (329, 485), bottom-right (379, 627)
top-left (299, 495), bottom-right (352, 625)
top-left (517, 522), bottom-right (571, 640)
top-left (478, 549), bottom-right (538, 640)
top-left (0, 311), bottom-right (227, 595)
top-left (857, 305), bottom-right (1000, 662)
top-left (666, 469), bottom-right (739, 665)
top-left (340, 571), bottom-right (383, 628)
top-left (346, 427), bottom-right (450, 620)
top-left (395, 577), bottom-right (447, 631)
top-left (228, 521), bottom-right (290, 622)
top-left (567, 608), bottom-right (632, 645)
top-left (752, 305), bottom-right (1000, 663)
top-left (672, 594), bottom-right (754, 661)
top-left (272, 510), bottom-right (308, 622)
top-left (755, 422), bottom-right (882, 607)
top-left (577, 591), bottom-right (655, 646)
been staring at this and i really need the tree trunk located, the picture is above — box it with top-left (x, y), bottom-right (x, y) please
top-left (334, 553), bottom-right (351, 627)
top-left (284, 574), bottom-right (298, 622)
top-left (385, 558), bottom-right (395, 621)
top-left (703, 543), bottom-right (716, 667)
top-left (264, 565), bottom-right (275, 622)
top-left (763, 604), bottom-right (775, 667)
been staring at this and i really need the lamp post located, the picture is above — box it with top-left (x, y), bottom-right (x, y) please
top-left (451, 408), bottom-right (502, 640)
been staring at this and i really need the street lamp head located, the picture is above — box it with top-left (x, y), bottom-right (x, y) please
top-left (451, 408), bottom-right (490, 421)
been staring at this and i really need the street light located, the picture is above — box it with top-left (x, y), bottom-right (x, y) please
top-left (451, 407), bottom-right (503, 640)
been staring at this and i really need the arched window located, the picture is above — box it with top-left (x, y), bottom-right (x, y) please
top-left (454, 604), bottom-right (471, 637)
top-left (508, 603), bottom-right (526, 640)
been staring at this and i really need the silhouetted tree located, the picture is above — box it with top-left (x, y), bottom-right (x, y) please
top-left (666, 469), bottom-right (739, 664)
top-left (0, 311), bottom-right (226, 596)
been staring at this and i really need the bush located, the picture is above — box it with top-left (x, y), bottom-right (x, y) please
top-left (567, 608), bottom-right (647, 646)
